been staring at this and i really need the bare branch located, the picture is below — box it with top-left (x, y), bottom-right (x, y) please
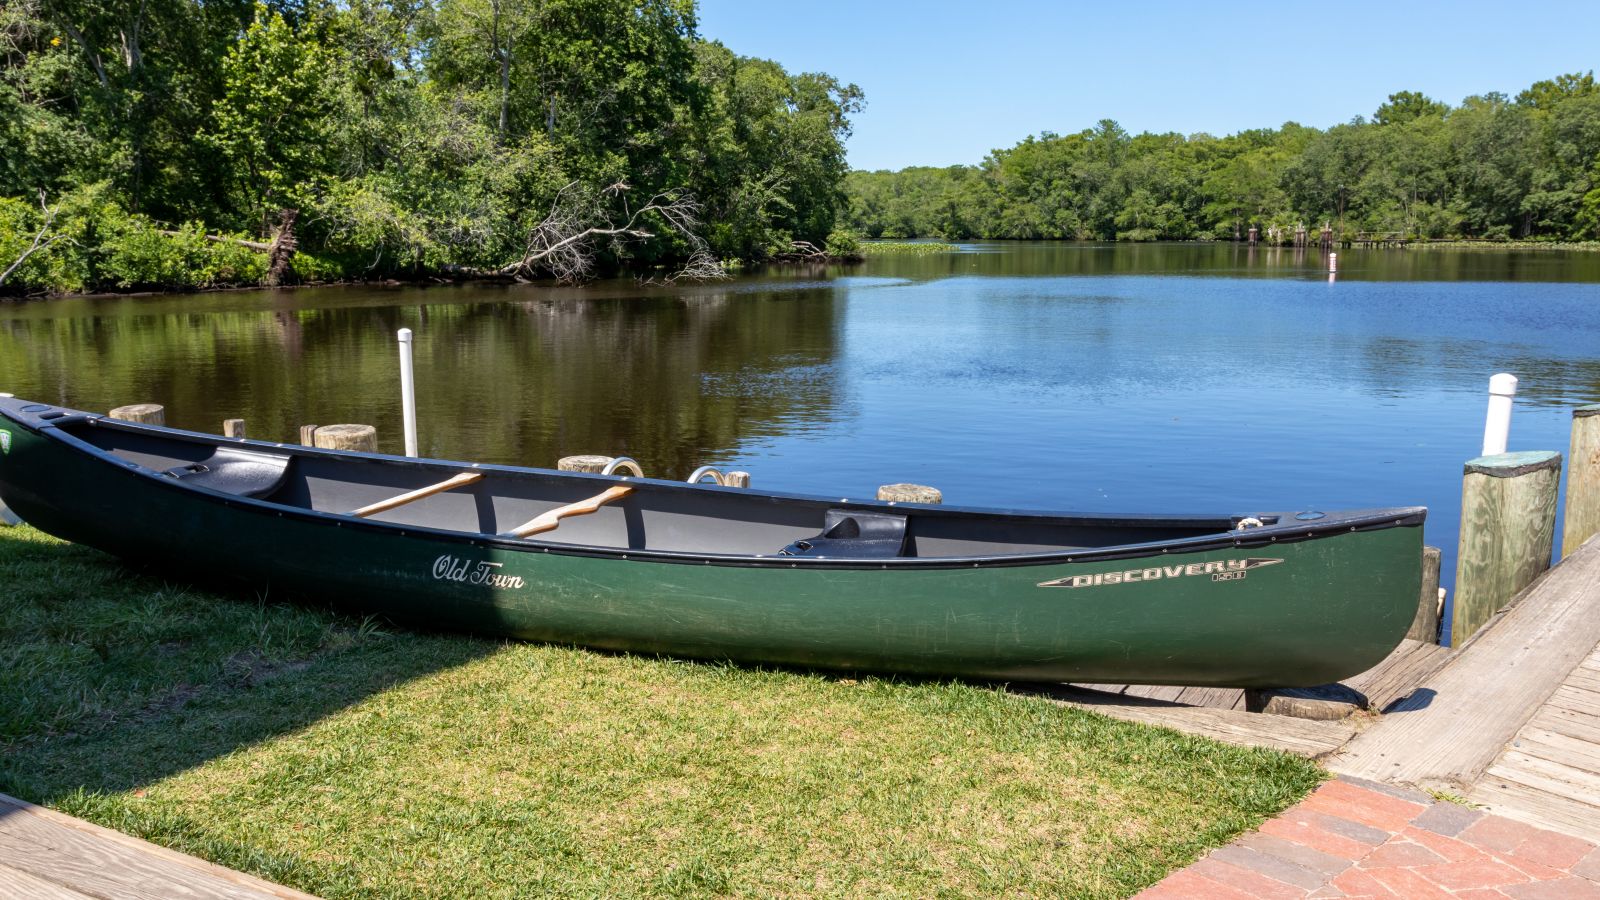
top-left (637, 249), bottom-right (730, 286)
top-left (495, 181), bottom-right (705, 283)
top-left (0, 190), bottom-right (68, 290)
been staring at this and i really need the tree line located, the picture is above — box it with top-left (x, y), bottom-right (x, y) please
top-left (0, 0), bottom-right (862, 294)
top-left (845, 75), bottom-right (1600, 244)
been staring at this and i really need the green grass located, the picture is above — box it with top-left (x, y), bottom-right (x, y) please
top-left (0, 524), bottom-right (1323, 898)
top-left (859, 241), bottom-right (961, 255)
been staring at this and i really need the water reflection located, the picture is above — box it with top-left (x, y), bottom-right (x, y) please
top-left (0, 284), bottom-right (845, 476)
top-left (855, 241), bottom-right (1600, 283)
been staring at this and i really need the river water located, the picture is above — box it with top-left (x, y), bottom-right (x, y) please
top-left (4, 242), bottom-right (1599, 603)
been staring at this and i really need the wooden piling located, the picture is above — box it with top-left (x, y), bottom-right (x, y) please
top-left (1563, 404), bottom-right (1600, 557)
top-left (1451, 450), bottom-right (1562, 646)
top-left (877, 483), bottom-right (942, 504)
top-left (223, 419), bottom-right (246, 439)
top-left (725, 471), bottom-right (751, 488)
top-left (557, 455), bottom-right (611, 473)
top-left (298, 424), bottom-right (319, 446)
top-left (108, 403), bottom-right (164, 425)
top-left (1406, 546), bottom-right (1443, 643)
top-left (312, 424), bottom-right (378, 453)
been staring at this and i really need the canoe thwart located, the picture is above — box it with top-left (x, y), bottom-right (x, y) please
top-left (350, 472), bottom-right (485, 518)
top-left (506, 486), bottom-right (634, 538)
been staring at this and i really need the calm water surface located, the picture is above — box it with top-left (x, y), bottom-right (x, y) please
top-left (4, 243), bottom-right (1600, 605)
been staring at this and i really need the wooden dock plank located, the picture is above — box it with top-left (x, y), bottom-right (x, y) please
top-left (1509, 729), bottom-right (1600, 776)
top-left (0, 861), bottom-right (96, 899)
top-left (1330, 535), bottom-right (1600, 790)
top-left (1547, 683), bottom-right (1600, 717)
top-left (1344, 639), bottom-right (1452, 711)
top-left (1048, 687), bottom-right (1356, 757)
top-left (1526, 702), bottom-right (1600, 744)
top-left (0, 793), bottom-right (317, 900)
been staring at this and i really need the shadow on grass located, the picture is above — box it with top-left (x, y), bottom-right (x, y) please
top-left (0, 525), bottom-right (497, 804)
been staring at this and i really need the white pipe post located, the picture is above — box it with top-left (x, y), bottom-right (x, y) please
top-left (397, 328), bottom-right (418, 457)
top-left (1481, 373), bottom-right (1518, 457)
top-left (1328, 252), bottom-right (1338, 272)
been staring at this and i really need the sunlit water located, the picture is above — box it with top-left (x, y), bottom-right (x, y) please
top-left (4, 242), bottom-right (1599, 617)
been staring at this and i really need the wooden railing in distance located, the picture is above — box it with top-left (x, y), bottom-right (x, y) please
top-left (506, 486), bottom-right (633, 538)
top-left (350, 472), bottom-right (484, 518)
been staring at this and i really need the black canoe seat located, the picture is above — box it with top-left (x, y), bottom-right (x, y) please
top-left (163, 446), bottom-right (292, 498)
top-left (779, 509), bottom-right (909, 558)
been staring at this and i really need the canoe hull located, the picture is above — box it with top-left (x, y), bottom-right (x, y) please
top-left (0, 411), bottom-right (1423, 687)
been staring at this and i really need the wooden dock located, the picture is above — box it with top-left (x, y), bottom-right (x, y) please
top-left (1470, 640), bottom-right (1600, 840)
top-left (1330, 535), bottom-right (1600, 837)
top-left (0, 792), bottom-right (317, 900)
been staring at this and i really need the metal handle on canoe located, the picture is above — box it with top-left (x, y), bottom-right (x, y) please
top-left (602, 456), bottom-right (644, 477)
top-left (686, 466), bottom-right (726, 486)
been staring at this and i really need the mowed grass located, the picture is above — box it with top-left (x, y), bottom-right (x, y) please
top-left (0, 524), bottom-right (1324, 898)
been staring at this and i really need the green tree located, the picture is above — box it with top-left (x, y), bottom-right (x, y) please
top-left (204, 4), bottom-right (333, 234)
top-left (1374, 91), bottom-right (1447, 126)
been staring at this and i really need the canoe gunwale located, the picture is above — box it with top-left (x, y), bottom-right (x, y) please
top-left (1, 402), bottom-right (1428, 571)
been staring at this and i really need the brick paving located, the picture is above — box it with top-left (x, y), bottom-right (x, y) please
top-left (1137, 777), bottom-right (1600, 899)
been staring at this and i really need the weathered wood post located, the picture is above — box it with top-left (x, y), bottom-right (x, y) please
top-left (109, 403), bottom-right (164, 425)
top-left (312, 424), bottom-right (378, 453)
top-left (1406, 546), bottom-right (1443, 643)
top-left (1564, 404), bottom-right (1600, 557)
top-left (1248, 225), bottom-right (1258, 245)
top-left (558, 455), bottom-right (611, 473)
top-left (1451, 451), bottom-right (1562, 645)
top-left (725, 471), bottom-right (752, 488)
top-left (1320, 224), bottom-right (1333, 251)
top-left (223, 419), bottom-right (246, 439)
top-left (1294, 223), bottom-right (1307, 247)
top-left (877, 483), bottom-right (942, 504)
top-left (298, 424), bottom-right (319, 446)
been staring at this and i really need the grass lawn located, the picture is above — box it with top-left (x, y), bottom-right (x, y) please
top-left (0, 524), bottom-right (1323, 898)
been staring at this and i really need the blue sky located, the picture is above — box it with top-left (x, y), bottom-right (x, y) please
top-left (696, 0), bottom-right (1600, 172)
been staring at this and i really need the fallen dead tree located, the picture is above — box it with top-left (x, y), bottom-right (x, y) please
top-left (483, 181), bottom-right (715, 284)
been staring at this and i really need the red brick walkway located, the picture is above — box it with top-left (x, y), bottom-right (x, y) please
top-left (1138, 777), bottom-right (1600, 898)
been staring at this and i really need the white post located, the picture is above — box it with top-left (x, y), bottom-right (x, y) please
top-left (1482, 373), bottom-right (1518, 456)
top-left (1328, 252), bottom-right (1338, 272)
top-left (397, 328), bottom-right (418, 457)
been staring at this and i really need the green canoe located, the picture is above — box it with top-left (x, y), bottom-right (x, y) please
top-left (0, 398), bottom-right (1424, 687)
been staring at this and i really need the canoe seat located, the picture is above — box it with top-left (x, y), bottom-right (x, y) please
top-left (779, 509), bottom-right (908, 559)
top-left (162, 447), bottom-right (292, 498)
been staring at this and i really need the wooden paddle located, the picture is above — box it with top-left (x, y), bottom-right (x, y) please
top-left (506, 485), bottom-right (634, 538)
top-left (351, 471), bottom-right (484, 518)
